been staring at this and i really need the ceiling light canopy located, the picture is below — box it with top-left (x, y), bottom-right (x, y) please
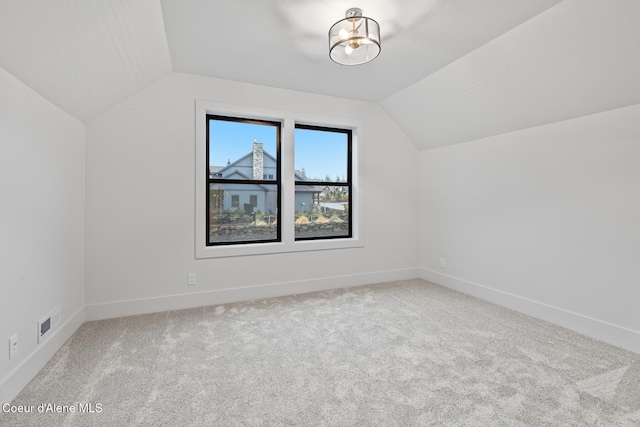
top-left (329, 7), bottom-right (381, 66)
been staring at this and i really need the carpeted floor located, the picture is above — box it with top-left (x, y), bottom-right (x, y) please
top-left (3, 279), bottom-right (639, 426)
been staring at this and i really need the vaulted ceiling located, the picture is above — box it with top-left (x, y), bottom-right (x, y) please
top-left (1, 0), bottom-right (639, 150)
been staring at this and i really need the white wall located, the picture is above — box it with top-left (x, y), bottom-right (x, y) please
top-left (419, 105), bottom-right (640, 352)
top-left (0, 67), bottom-right (85, 403)
top-left (84, 72), bottom-right (420, 319)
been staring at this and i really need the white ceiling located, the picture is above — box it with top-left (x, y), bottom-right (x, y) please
top-left (382, 0), bottom-right (640, 149)
top-left (0, 0), bottom-right (171, 123)
top-left (1, 0), bottom-right (639, 149)
top-left (160, 0), bottom-right (561, 103)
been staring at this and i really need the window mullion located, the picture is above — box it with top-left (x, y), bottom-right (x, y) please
top-left (280, 118), bottom-right (296, 244)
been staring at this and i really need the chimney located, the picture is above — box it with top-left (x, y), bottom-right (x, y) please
top-left (252, 139), bottom-right (263, 180)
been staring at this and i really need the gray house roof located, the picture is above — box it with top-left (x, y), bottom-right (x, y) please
top-left (212, 150), bottom-right (277, 177)
top-left (210, 150), bottom-right (325, 194)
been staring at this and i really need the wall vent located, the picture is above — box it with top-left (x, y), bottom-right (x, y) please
top-left (37, 306), bottom-right (61, 344)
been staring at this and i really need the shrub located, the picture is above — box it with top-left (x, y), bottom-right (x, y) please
top-left (295, 216), bottom-right (310, 225)
top-left (329, 214), bottom-right (344, 223)
top-left (314, 214), bottom-right (330, 224)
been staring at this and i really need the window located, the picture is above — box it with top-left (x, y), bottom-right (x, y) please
top-left (294, 125), bottom-right (351, 240)
top-left (195, 100), bottom-right (364, 258)
top-left (206, 115), bottom-right (280, 245)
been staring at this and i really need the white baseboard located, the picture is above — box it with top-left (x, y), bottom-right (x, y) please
top-left (85, 268), bottom-right (420, 321)
top-left (420, 268), bottom-right (640, 354)
top-left (0, 305), bottom-right (85, 404)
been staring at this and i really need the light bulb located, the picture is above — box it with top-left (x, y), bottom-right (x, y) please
top-left (338, 29), bottom-right (349, 40)
top-left (345, 45), bottom-right (354, 55)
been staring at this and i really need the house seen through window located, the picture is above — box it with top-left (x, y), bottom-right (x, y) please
top-left (294, 124), bottom-right (351, 240)
top-left (207, 116), bottom-right (280, 245)
top-left (206, 115), bottom-right (352, 246)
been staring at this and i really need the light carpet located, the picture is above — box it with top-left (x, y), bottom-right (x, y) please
top-left (3, 279), bottom-right (639, 426)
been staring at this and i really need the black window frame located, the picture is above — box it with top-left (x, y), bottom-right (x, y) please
top-left (294, 124), bottom-right (353, 241)
top-left (206, 114), bottom-right (282, 246)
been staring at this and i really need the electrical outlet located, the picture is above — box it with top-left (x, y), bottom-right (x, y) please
top-left (439, 258), bottom-right (446, 268)
top-left (188, 273), bottom-right (196, 286)
top-left (9, 334), bottom-right (18, 359)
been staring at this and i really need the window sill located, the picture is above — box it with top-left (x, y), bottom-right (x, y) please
top-left (196, 237), bottom-right (364, 259)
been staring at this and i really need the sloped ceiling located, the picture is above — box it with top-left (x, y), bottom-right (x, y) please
top-left (1, 0), bottom-right (639, 149)
top-left (0, 0), bottom-right (172, 123)
top-left (382, 0), bottom-right (640, 149)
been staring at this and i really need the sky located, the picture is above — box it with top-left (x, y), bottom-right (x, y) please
top-left (209, 118), bottom-right (348, 181)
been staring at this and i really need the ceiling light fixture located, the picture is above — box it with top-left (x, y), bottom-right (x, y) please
top-left (329, 7), bottom-right (381, 66)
